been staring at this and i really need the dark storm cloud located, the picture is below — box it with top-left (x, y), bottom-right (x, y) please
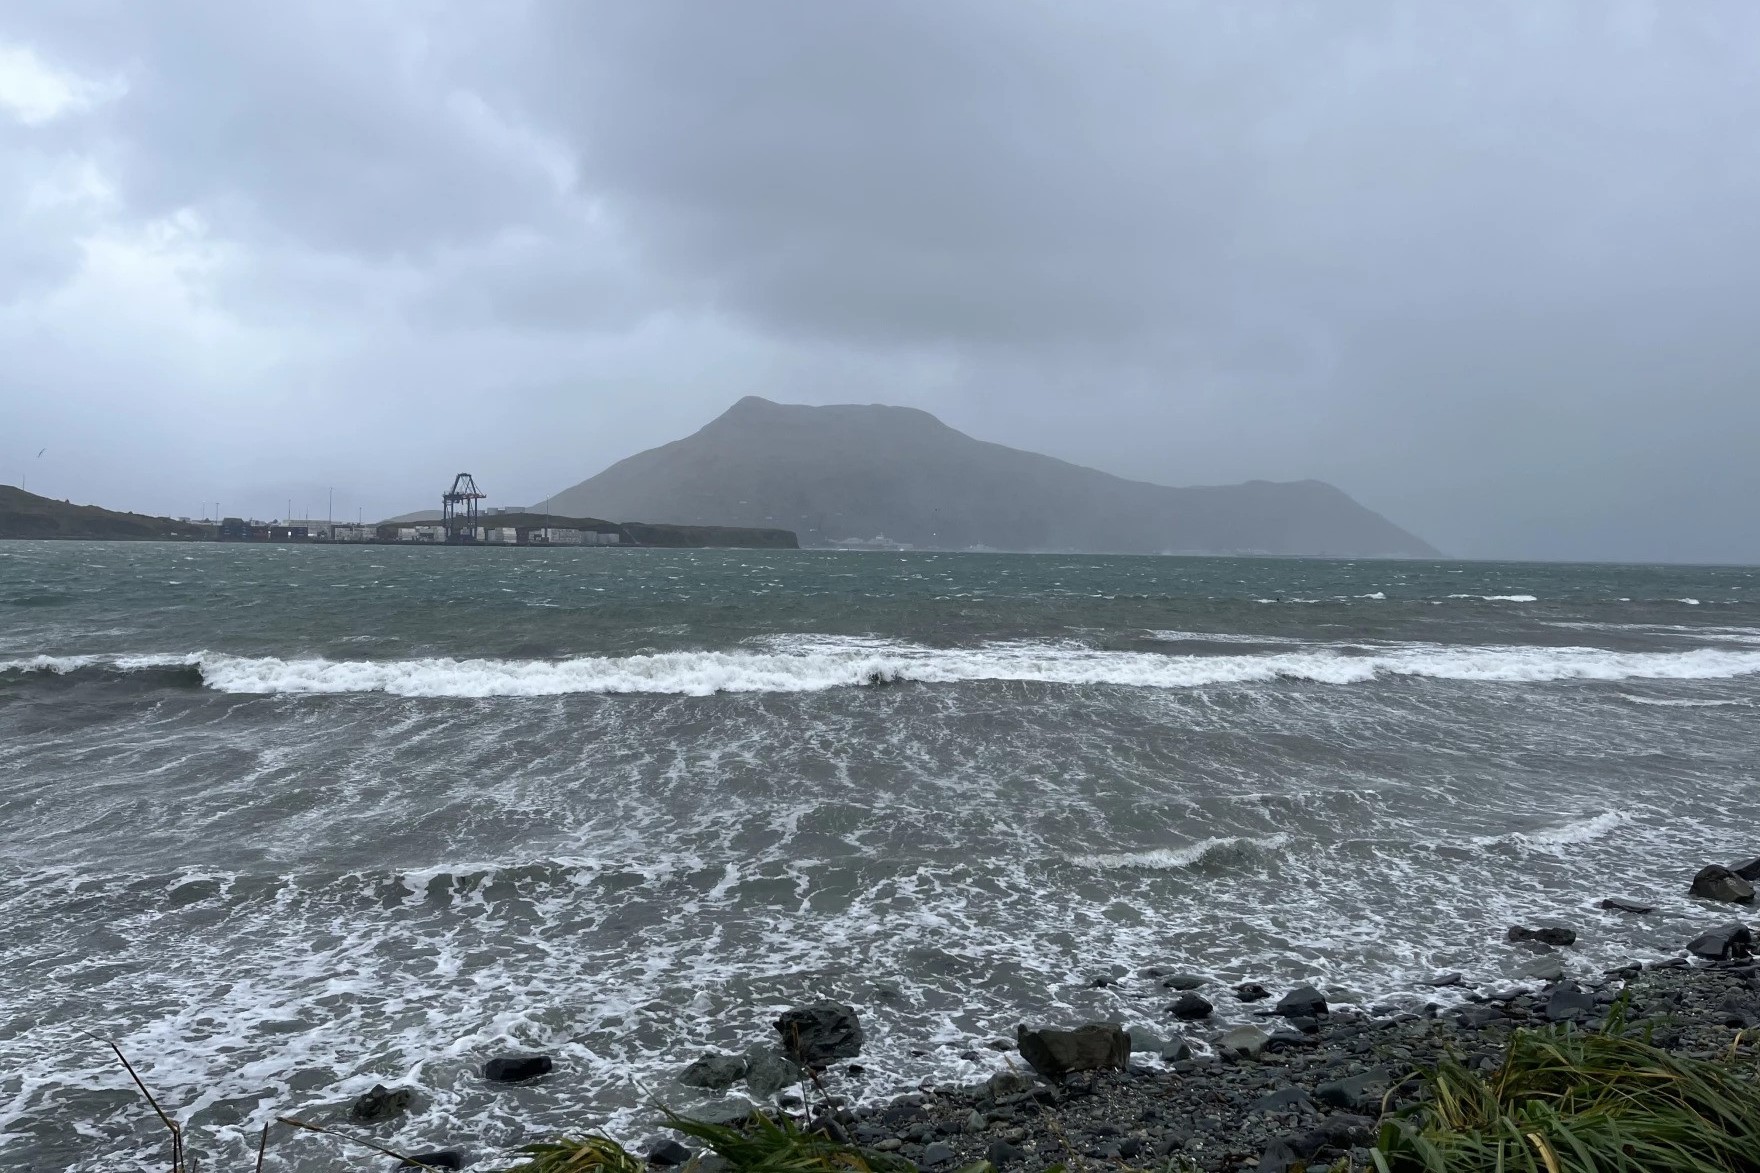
top-left (3, 1), bottom-right (1758, 560)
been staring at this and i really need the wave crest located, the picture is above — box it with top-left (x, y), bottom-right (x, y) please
top-left (1076, 833), bottom-right (1293, 872)
top-left (5, 639), bottom-right (1760, 698)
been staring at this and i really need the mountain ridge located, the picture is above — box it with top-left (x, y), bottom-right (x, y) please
top-left (543, 397), bottom-right (1438, 557)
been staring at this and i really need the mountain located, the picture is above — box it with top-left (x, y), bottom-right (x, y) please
top-left (0, 485), bottom-right (204, 540)
top-left (542, 398), bottom-right (1438, 556)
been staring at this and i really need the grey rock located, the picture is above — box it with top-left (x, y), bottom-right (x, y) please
top-left (1162, 973), bottom-right (1208, 990)
top-left (1257, 1138), bottom-right (1301, 1173)
top-left (985, 1140), bottom-right (1027, 1167)
top-left (1169, 993), bottom-right (1213, 1020)
top-left (1275, 985), bottom-right (1328, 1018)
top-left (1507, 926), bottom-right (1576, 947)
top-left (1521, 954), bottom-right (1565, 982)
top-left (920, 1141), bottom-right (955, 1168)
top-left (1235, 982), bottom-right (1271, 1002)
top-left (1014, 1022), bottom-right (1129, 1080)
top-left (1162, 1038), bottom-right (1193, 1062)
top-left (482, 1055), bottom-right (552, 1083)
top-left (1426, 972), bottom-right (1465, 987)
top-left (742, 1046), bottom-right (803, 1098)
top-left (1251, 1086), bottom-right (1316, 1114)
top-left (679, 1052), bottom-right (747, 1090)
top-left (646, 1140), bottom-right (693, 1167)
top-left (1456, 1006), bottom-right (1507, 1030)
top-left (1127, 1027), bottom-right (1167, 1054)
top-left (984, 1069), bottom-right (1035, 1101)
top-left (1218, 1025), bottom-right (1271, 1058)
top-left (1734, 858), bottom-right (1760, 882)
top-left (1545, 983), bottom-right (1596, 1022)
top-left (1315, 1068), bottom-right (1390, 1112)
top-left (1601, 898), bottom-right (1654, 914)
top-left (1686, 923), bottom-right (1754, 961)
top-left (348, 1084), bottom-right (414, 1124)
top-left (776, 1003), bottom-right (864, 1064)
top-left (1316, 1114), bottom-right (1377, 1148)
top-left (1690, 865), bottom-right (1756, 904)
top-left (964, 1109), bottom-right (986, 1134)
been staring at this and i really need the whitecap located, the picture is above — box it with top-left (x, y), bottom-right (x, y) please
top-left (1075, 833), bottom-right (1293, 871)
top-left (1470, 811), bottom-right (1629, 849)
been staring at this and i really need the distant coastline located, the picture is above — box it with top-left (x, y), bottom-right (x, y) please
top-left (0, 485), bottom-right (799, 550)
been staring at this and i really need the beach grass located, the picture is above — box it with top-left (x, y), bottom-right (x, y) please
top-left (1370, 1022), bottom-right (1760, 1173)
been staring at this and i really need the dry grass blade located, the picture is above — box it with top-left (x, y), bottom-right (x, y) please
top-left (98, 1037), bottom-right (188, 1173)
top-left (276, 1114), bottom-right (434, 1167)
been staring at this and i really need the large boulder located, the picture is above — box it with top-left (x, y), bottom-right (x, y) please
top-left (1690, 865), bottom-right (1755, 904)
top-left (1506, 925), bottom-right (1576, 947)
top-left (1734, 858), bottom-right (1760, 881)
top-left (1014, 1022), bottom-right (1129, 1080)
top-left (775, 1003), bottom-right (863, 1065)
top-left (1686, 923), bottom-right (1754, 961)
top-left (348, 1084), bottom-right (414, 1124)
top-left (678, 1051), bottom-right (747, 1090)
top-left (482, 1054), bottom-right (553, 1083)
top-left (1274, 985), bottom-right (1328, 1018)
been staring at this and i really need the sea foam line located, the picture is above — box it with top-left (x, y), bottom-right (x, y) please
top-left (4, 640), bottom-right (1760, 698)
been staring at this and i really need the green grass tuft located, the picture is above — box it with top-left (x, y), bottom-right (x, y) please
top-left (1372, 1025), bottom-right (1760, 1173)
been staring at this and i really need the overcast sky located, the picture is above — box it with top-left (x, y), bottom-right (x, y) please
top-left (3, 2), bottom-right (1757, 561)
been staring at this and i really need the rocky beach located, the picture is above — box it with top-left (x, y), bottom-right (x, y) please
top-left (322, 860), bottom-right (1760, 1173)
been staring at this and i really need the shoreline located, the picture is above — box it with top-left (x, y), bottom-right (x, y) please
top-left (339, 883), bottom-right (1756, 1173)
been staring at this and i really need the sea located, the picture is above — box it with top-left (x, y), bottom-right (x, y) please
top-left (1, 542), bottom-right (1756, 1171)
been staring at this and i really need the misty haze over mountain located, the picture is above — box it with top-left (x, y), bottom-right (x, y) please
top-left (4, 5), bottom-right (1759, 562)
top-left (544, 398), bottom-right (1436, 556)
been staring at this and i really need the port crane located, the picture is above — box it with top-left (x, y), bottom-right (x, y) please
top-left (441, 473), bottom-right (485, 543)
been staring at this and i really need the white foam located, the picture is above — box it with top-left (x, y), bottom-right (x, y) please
top-left (1145, 630), bottom-right (1307, 645)
top-left (1471, 810), bottom-right (1629, 849)
top-left (1623, 696), bottom-right (1744, 708)
top-left (11, 640), bottom-right (1760, 697)
top-left (1076, 833), bottom-right (1293, 871)
top-left (1447, 594), bottom-right (1538, 602)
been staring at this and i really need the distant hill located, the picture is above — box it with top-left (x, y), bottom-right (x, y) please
top-left (541, 397), bottom-right (1438, 556)
top-left (0, 485), bottom-right (203, 540)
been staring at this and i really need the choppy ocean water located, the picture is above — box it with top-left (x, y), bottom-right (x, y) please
top-left (1, 542), bottom-right (1756, 1170)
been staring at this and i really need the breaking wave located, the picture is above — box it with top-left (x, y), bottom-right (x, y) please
top-left (1076, 833), bottom-right (1294, 871)
top-left (5, 640), bottom-right (1760, 698)
top-left (1470, 811), bottom-right (1630, 849)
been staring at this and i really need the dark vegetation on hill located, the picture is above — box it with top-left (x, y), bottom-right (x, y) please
top-left (0, 485), bottom-right (203, 541)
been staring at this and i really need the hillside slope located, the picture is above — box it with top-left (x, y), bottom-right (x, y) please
top-left (542, 398), bottom-right (1437, 556)
top-left (0, 485), bottom-right (203, 540)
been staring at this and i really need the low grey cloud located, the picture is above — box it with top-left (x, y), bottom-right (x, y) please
top-left (2, 1), bottom-right (1757, 561)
